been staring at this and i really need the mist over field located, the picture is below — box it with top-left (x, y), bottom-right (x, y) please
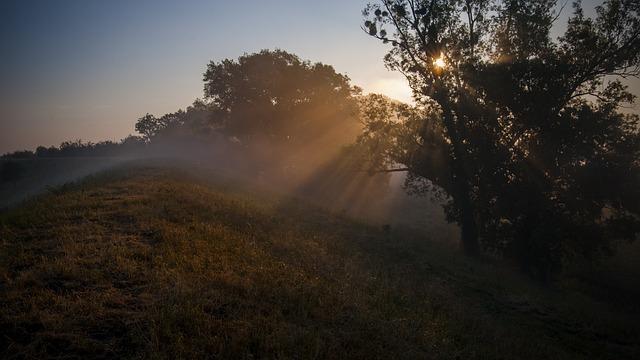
top-left (2, 1), bottom-right (640, 359)
top-left (0, 141), bottom-right (457, 243)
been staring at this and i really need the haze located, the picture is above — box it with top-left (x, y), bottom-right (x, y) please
top-left (3, 0), bottom-right (636, 154)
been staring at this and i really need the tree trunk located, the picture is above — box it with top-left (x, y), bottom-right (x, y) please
top-left (434, 85), bottom-right (481, 256)
top-left (458, 184), bottom-right (480, 256)
top-left (448, 149), bottom-right (480, 256)
top-left (446, 139), bottom-right (481, 256)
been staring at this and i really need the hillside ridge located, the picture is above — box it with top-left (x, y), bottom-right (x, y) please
top-left (1, 165), bottom-right (638, 359)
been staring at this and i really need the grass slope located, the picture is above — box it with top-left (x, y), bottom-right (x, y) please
top-left (0, 165), bottom-right (638, 359)
top-left (0, 157), bottom-right (124, 208)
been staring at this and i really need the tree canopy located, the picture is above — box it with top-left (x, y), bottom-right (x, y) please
top-left (362, 0), bottom-right (640, 278)
top-left (202, 49), bottom-right (361, 147)
top-left (137, 50), bottom-right (362, 146)
top-left (134, 50), bottom-right (364, 181)
top-left (135, 99), bottom-right (217, 141)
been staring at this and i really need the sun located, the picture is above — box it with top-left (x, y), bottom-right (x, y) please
top-left (433, 52), bottom-right (446, 69)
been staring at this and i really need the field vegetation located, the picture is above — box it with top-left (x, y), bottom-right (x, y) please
top-left (1, 164), bottom-right (638, 359)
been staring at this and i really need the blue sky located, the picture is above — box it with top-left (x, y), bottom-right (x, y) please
top-left (0, 0), bottom-right (636, 153)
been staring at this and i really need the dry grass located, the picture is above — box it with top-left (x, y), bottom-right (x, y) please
top-left (0, 164), bottom-right (638, 359)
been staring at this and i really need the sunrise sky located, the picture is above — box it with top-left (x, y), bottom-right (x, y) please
top-left (0, 0), bottom-right (635, 154)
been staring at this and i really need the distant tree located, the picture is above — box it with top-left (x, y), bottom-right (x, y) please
top-left (135, 100), bottom-right (220, 142)
top-left (202, 50), bottom-right (361, 147)
top-left (135, 114), bottom-right (167, 141)
top-left (35, 146), bottom-right (59, 157)
top-left (118, 135), bottom-right (146, 155)
top-left (363, 0), bottom-right (640, 278)
top-left (136, 50), bottom-right (362, 149)
top-left (58, 140), bottom-right (91, 156)
top-left (1, 150), bottom-right (34, 159)
top-left (14, 137), bottom-right (145, 159)
top-left (134, 50), bottom-right (363, 180)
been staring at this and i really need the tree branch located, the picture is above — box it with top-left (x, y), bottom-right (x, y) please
top-left (359, 167), bottom-right (411, 174)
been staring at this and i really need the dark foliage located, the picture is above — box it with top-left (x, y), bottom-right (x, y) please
top-left (135, 50), bottom-right (364, 180)
top-left (134, 100), bottom-right (218, 141)
top-left (136, 50), bottom-right (361, 147)
top-left (362, 0), bottom-right (640, 279)
top-left (2, 136), bottom-right (146, 159)
top-left (202, 49), bottom-right (361, 146)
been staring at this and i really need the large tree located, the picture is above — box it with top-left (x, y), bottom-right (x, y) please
top-left (363, 0), bottom-right (640, 278)
top-left (137, 50), bottom-right (361, 149)
top-left (202, 50), bottom-right (361, 149)
top-left (136, 50), bottom-right (363, 182)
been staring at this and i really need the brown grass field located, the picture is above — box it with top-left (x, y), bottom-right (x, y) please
top-left (1, 164), bottom-right (638, 359)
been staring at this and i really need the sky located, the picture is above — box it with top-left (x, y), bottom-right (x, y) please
top-left (0, 0), bottom-right (637, 154)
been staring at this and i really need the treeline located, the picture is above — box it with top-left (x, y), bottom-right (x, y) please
top-left (2, 136), bottom-right (146, 159)
top-left (3, 50), bottom-right (364, 178)
top-left (1, 49), bottom-right (389, 214)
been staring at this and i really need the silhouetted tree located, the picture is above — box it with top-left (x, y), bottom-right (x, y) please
top-left (363, 0), bottom-right (640, 278)
top-left (202, 50), bottom-right (361, 147)
top-left (0, 150), bottom-right (34, 159)
top-left (3, 137), bottom-right (145, 159)
top-left (134, 50), bottom-right (363, 180)
top-left (135, 114), bottom-right (168, 141)
top-left (135, 100), bottom-right (220, 142)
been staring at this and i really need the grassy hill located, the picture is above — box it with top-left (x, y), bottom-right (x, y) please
top-left (0, 157), bottom-right (125, 208)
top-left (1, 164), bottom-right (638, 359)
